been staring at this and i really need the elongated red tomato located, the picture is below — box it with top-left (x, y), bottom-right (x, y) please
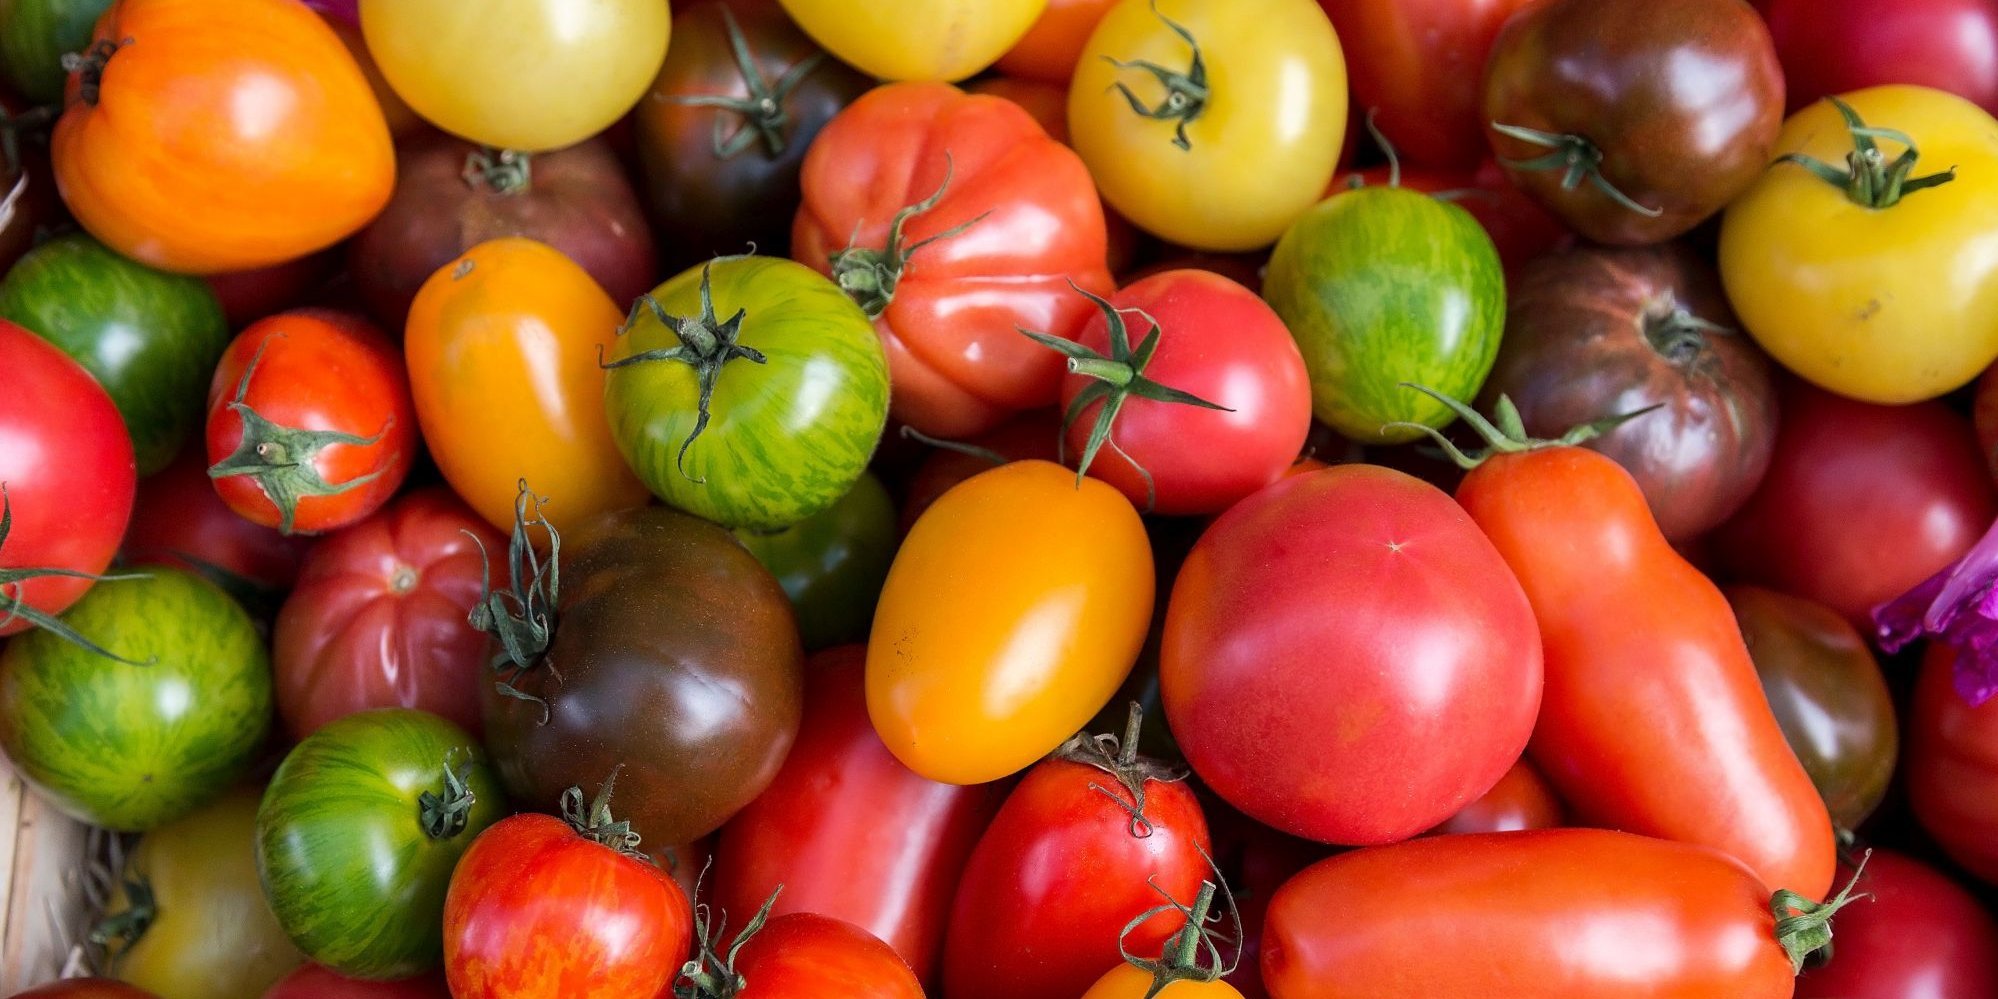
top-left (680, 909), bottom-right (924, 999)
top-left (1908, 645), bottom-right (1998, 885)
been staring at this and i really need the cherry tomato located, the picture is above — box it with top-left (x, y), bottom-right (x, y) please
top-left (1426, 758), bottom-right (1564, 836)
top-left (1909, 645), bottom-right (1998, 885)
top-left (994, 0), bottom-right (1118, 82)
top-left (679, 907), bottom-right (924, 999)
top-left (1766, 0), bottom-right (1998, 116)
top-left (1796, 848), bottom-right (1998, 997)
top-left (777, 0), bottom-right (1047, 82)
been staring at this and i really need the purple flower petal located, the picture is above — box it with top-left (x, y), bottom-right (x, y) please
top-left (1874, 567), bottom-right (1949, 653)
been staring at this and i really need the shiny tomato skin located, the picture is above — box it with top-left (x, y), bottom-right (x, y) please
top-left (1427, 758), bottom-right (1564, 836)
top-left (1908, 645), bottom-right (1998, 884)
top-left (1261, 829), bottom-right (1797, 998)
top-left (1796, 848), bottom-right (1998, 998)
top-left (713, 646), bottom-right (999, 983)
top-left (1085, 964), bottom-right (1245, 999)
top-left (261, 964), bottom-right (448, 999)
top-left (1161, 465), bottom-right (1543, 845)
top-left (896, 409), bottom-right (1062, 534)
top-left (1766, 0), bottom-right (1998, 115)
top-left (993, 0), bottom-right (1117, 82)
top-left (726, 912), bottom-right (924, 999)
top-left (121, 445), bottom-right (312, 615)
top-left (443, 813), bottom-right (693, 999)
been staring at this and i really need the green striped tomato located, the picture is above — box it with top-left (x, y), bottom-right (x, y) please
top-left (604, 254), bottom-right (889, 530)
top-left (0, 567), bottom-right (271, 831)
top-left (255, 708), bottom-right (505, 981)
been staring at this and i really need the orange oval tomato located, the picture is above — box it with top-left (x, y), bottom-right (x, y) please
top-left (52, 0), bottom-right (394, 274)
top-left (403, 238), bottom-right (650, 537)
top-left (867, 459), bottom-right (1153, 785)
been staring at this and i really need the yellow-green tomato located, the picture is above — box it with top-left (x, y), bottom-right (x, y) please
top-left (359, 0), bottom-right (670, 152)
top-left (778, 0), bottom-right (1047, 81)
top-left (867, 460), bottom-right (1154, 785)
top-left (1069, 0), bottom-right (1347, 251)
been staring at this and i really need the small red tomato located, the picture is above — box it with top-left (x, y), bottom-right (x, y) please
top-left (121, 445), bottom-right (313, 595)
top-left (204, 309), bottom-right (416, 535)
top-left (679, 905), bottom-right (923, 999)
top-left (1796, 848), bottom-right (1998, 998)
top-left (1766, 0), bottom-right (1998, 116)
top-left (261, 964), bottom-right (449, 998)
top-left (1426, 758), bottom-right (1564, 836)
top-left (1908, 645), bottom-right (1998, 885)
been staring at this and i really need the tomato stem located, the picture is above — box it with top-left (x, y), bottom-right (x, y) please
top-left (1103, 0), bottom-right (1208, 151)
top-left (827, 155), bottom-right (987, 318)
top-left (417, 751), bottom-right (478, 841)
top-left (466, 480), bottom-right (561, 723)
top-left (59, 38), bottom-right (127, 107)
top-left (1389, 383), bottom-right (1660, 470)
top-left (1490, 122), bottom-right (1663, 218)
top-left (560, 767), bottom-right (652, 861)
top-left (1772, 850), bottom-right (1873, 973)
top-left (0, 485), bottom-right (154, 663)
top-left (676, 885), bottom-right (781, 999)
top-left (1054, 702), bottom-right (1188, 839)
top-left (897, 425), bottom-right (1011, 467)
top-left (1778, 97), bottom-right (1955, 209)
top-left (1115, 852), bottom-right (1242, 999)
top-left (1639, 295), bottom-right (1733, 365)
top-left (461, 147), bottom-right (532, 195)
top-left (662, 4), bottom-right (826, 159)
top-left (88, 873), bottom-right (156, 955)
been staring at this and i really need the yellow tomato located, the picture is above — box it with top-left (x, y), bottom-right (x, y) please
top-left (1082, 963), bottom-right (1245, 999)
top-left (1720, 85), bottom-right (1998, 404)
top-left (1069, 0), bottom-right (1346, 251)
top-left (778, 0), bottom-right (1047, 81)
top-left (867, 459), bottom-right (1153, 785)
top-left (359, 0), bottom-right (669, 151)
top-left (404, 238), bottom-right (651, 537)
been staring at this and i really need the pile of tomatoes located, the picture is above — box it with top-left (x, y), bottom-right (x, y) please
top-left (4, 0), bottom-right (1998, 997)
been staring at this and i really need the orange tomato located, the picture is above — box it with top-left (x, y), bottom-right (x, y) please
top-left (52, 0), bottom-right (394, 274)
top-left (867, 459), bottom-right (1153, 785)
top-left (995, 0), bottom-right (1119, 82)
top-left (1082, 964), bottom-right (1244, 999)
top-left (403, 238), bottom-right (650, 537)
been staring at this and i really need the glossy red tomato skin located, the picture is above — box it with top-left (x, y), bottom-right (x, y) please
top-left (1908, 646), bottom-right (1998, 885)
top-left (121, 445), bottom-right (312, 592)
top-left (1716, 383), bottom-right (1997, 627)
top-left (443, 813), bottom-right (693, 999)
top-left (727, 912), bottom-right (924, 999)
top-left (1161, 465), bottom-right (1543, 845)
top-left (0, 319), bottom-right (135, 635)
top-left (205, 250), bottom-right (341, 331)
top-left (1796, 848), bottom-right (1998, 998)
top-left (941, 752), bottom-right (1212, 999)
top-left (261, 964), bottom-right (449, 998)
top-left (272, 488), bottom-right (506, 740)
top-left (1427, 758), bottom-right (1564, 836)
top-left (1766, 0), bottom-right (1998, 115)
top-left (712, 646), bottom-right (1001, 984)
top-left (1261, 829), bottom-right (1797, 998)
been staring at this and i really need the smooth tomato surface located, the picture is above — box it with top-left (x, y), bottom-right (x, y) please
top-left (1908, 646), bottom-right (1998, 884)
top-left (1797, 848), bottom-right (1998, 998)
top-left (778, 0), bottom-right (1046, 81)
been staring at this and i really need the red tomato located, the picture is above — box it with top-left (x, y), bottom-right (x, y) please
top-left (121, 446), bottom-right (312, 594)
top-left (994, 0), bottom-right (1119, 83)
top-left (261, 964), bottom-right (448, 998)
top-left (1716, 383), bottom-right (1997, 627)
top-left (1161, 465), bottom-right (1543, 845)
top-left (680, 908), bottom-right (923, 999)
top-left (204, 250), bottom-right (342, 331)
top-left (1208, 815), bottom-right (1330, 999)
top-left (272, 488), bottom-right (507, 739)
top-left (711, 646), bottom-right (1001, 983)
top-left (204, 309), bottom-right (416, 536)
top-left (897, 410), bottom-right (1063, 534)
top-left (942, 711), bottom-right (1212, 999)
top-left (1335, 162), bottom-right (1573, 273)
top-left (1908, 645), bottom-right (1998, 885)
top-left (1426, 758), bottom-right (1564, 836)
top-left (1766, 0), bottom-right (1998, 116)
top-left (963, 76), bottom-right (1070, 143)
top-left (793, 82), bottom-right (1113, 438)
top-left (1796, 848), bottom-right (1998, 998)
top-left (0, 319), bottom-right (135, 638)
top-left (443, 788), bottom-right (694, 999)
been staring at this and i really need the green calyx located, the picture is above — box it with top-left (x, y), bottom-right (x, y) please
top-left (1490, 122), bottom-right (1662, 218)
top-left (207, 335), bottom-right (393, 536)
top-left (663, 4), bottom-right (824, 159)
top-left (90, 873), bottom-right (156, 956)
top-left (1779, 96), bottom-right (1956, 209)
top-left (1118, 870), bottom-right (1241, 999)
top-left (1388, 383), bottom-right (1660, 471)
top-left (467, 480), bottom-right (561, 724)
top-left (417, 752), bottom-right (479, 841)
top-left (560, 768), bottom-right (651, 862)
top-left (1055, 702), bottom-right (1188, 839)
top-left (676, 886), bottom-right (781, 999)
top-left (1105, 0), bottom-right (1208, 151)
top-left (461, 147), bottom-right (532, 195)
top-left (602, 257), bottom-right (767, 484)
top-left (1772, 852), bottom-right (1874, 973)
top-left (0, 485), bottom-right (152, 663)
top-left (59, 37), bottom-right (127, 107)
top-left (1021, 282), bottom-right (1231, 511)
top-left (828, 156), bottom-right (987, 318)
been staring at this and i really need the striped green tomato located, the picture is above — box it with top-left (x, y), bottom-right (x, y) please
top-left (603, 254), bottom-right (889, 530)
top-left (1263, 186), bottom-right (1506, 444)
top-left (0, 567), bottom-right (270, 831)
top-left (255, 708), bottom-right (505, 980)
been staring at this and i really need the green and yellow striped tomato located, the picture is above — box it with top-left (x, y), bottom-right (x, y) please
top-left (604, 254), bottom-right (889, 531)
top-left (0, 568), bottom-right (271, 831)
top-left (255, 708), bottom-right (505, 981)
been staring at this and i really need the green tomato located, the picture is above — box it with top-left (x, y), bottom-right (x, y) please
top-left (0, 0), bottom-right (114, 103)
top-left (734, 471), bottom-right (897, 650)
top-left (1263, 187), bottom-right (1506, 444)
top-left (0, 233), bottom-right (229, 474)
top-left (255, 708), bottom-right (506, 980)
top-left (604, 254), bottom-right (889, 530)
top-left (0, 567), bottom-right (271, 831)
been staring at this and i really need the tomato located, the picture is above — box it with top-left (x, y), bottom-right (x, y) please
top-left (1262, 828), bottom-right (1854, 998)
top-left (1720, 86), bottom-right (1998, 403)
top-left (1427, 758), bottom-right (1564, 836)
top-left (1909, 645), bottom-right (1998, 884)
top-left (261, 965), bottom-right (447, 999)
top-left (442, 780), bottom-right (693, 999)
top-left (1079, 875), bottom-right (1243, 999)
top-left (321, 15), bottom-right (420, 139)
top-left (680, 907), bottom-right (924, 999)
top-left (1433, 399), bottom-right (1835, 899)
top-left (273, 489), bottom-right (504, 740)
top-left (1714, 383), bottom-right (1996, 627)
top-left (97, 789), bottom-right (303, 999)
top-left (479, 490), bottom-right (804, 847)
top-left (1767, 0), bottom-right (1998, 116)
top-left (1483, 0), bottom-right (1784, 246)
top-left (1727, 586), bottom-right (1898, 833)
top-left (712, 646), bottom-right (999, 982)
top-left (964, 75), bottom-right (1070, 141)
top-left (358, 0), bottom-right (668, 153)
top-left (1796, 848), bottom-right (1998, 998)
top-left (994, 0), bottom-right (1117, 82)
top-left (0, 567), bottom-right (270, 830)
top-left (1161, 465), bottom-right (1541, 844)
top-left (635, 0), bottom-right (870, 272)
top-left (9, 982), bottom-right (159, 999)
top-left (943, 710), bottom-right (1212, 999)
top-left (897, 409), bottom-right (1062, 534)
top-left (733, 475), bottom-right (898, 651)
top-left (121, 447), bottom-right (311, 616)
top-left (0, 0), bottom-right (113, 102)
top-left (0, 318), bottom-right (134, 637)
top-left (1209, 820), bottom-right (1327, 999)
top-left (1265, 180), bottom-right (1505, 444)
top-left (404, 238), bottom-right (651, 538)
top-left (0, 233), bottom-right (228, 475)
top-left (205, 310), bottom-right (415, 536)
top-left (1479, 244), bottom-right (1777, 542)
top-left (794, 82), bottom-right (1113, 438)
top-left (52, 0), bottom-right (393, 274)
top-left (868, 459), bottom-right (1152, 784)
top-left (203, 251), bottom-right (342, 332)
top-left (1033, 270), bottom-right (1311, 514)
top-left (1070, 0), bottom-right (1347, 251)
top-left (349, 134), bottom-right (655, 328)
top-left (778, 0), bottom-right (1044, 81)
top-left (257, 709), bottom-right (507, 980)
top-left (604, 254), bottom-right (889, 530)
